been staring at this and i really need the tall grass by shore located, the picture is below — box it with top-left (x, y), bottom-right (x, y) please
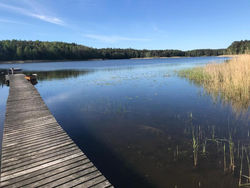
top-left (179, 55), bottom-right (250, 111)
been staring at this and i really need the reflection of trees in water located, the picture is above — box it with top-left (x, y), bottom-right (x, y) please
top-left (0, 69), bottom-right (7, 87)
top-left (24, 69), bottom-right (91, 81)
top-left (0, 75), bottom-right (5, 87)
top-left (0, 69), bottom-right (91, 86)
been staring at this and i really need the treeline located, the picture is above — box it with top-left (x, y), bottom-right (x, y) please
top-left (227, 40), bottom-right (250, 54)
top-left (0, 40), bottom-right (248, 61)
top-left (0, 40), bottom-right (97, 61)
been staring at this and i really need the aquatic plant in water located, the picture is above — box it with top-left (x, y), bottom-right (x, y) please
top-left (178, 55), bottom-right (250, 113)
top-left (190, 113), bottom-right (199, 167)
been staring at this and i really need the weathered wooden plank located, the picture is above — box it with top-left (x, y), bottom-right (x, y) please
top-left (2, 150), bottom-right (82, 176)
top-left (1, 135), bottom-right (72, 157)
top-left (0, 74), bottom-right (111, 187)
top-left (5, 111), bottom-right (53, 125)
top-left (1, 142), bottom-right (74, 164)
top-left (44, 169), bottom-right (101, 188)
top-left (2, 129), bottom-right (67, 147)
top-left (1, 155), bottom-right (87, 187)
top-left (2, 146), bottom-right (79, 172)
top-left (22, 162), bottom-right (94, 187)
top-left (88, 180), bottom-right (112, 188)
top-left (3, 129), bottom-right (68, 147)
top-left (4, 115), bottom-right (56, 127)
top-left (3, 124), bottom-right (64, 142)
top-left (1, 143), bottom-right (76, 167)
top-left (75, 175), bottom-right (107, 187)
top-left (1, 153), bottom-right (83, 182)
top-left (1, 140), bottom-right (73, 161)
top-left (4, 120), bottom-right (58, 133)
top-left (3, 129), bottom-right (67, 145)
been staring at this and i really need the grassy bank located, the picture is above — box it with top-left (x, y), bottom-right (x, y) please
top-left (179, 55), bottom-right (250, 111)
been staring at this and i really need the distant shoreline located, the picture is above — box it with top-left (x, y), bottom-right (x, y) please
top-left (0, 55), bottom-right (234, 65)
top-left (0, 57), bottom-right (181, 64)
top-left (217, 54), bottom-right (240, 58)
top-left (130, 56), bottom-right (182, 59)
top-left (0, 59), bottom-right (104, 64)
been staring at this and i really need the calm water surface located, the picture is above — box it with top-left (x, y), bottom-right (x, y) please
top-left (0, 57), bottom-right (249, 188)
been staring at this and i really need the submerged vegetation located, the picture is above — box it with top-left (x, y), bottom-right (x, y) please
top-left (186, 115), bottom-right (250, 187)
top-left (1, 40), bottom-right (249, 62)
top-left (179, 55), bottom-right (250, 111)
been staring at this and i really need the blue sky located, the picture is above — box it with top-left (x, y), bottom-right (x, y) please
top-left (0, 0), bottom-right (249, 50)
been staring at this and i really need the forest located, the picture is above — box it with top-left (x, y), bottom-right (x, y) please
top-left (0, 40), bottom-right (249, 61)
top-left (227, 40), bottom-right (250, 54)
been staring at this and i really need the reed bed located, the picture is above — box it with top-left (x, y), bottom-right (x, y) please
top-left (179, 55), bottom-right (250, 111)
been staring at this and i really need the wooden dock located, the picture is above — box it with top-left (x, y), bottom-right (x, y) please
top-left (0, 74), bottom-right (112, 187)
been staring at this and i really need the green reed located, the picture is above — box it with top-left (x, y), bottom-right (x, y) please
top-left (228, 134), bottom-right (235, 172)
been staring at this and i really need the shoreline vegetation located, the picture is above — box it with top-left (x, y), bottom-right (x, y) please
top-left (0, 40), bottom-right (249, 63)
top-left (178, 54), bottom-right (250, 112)
top-left (0, 59), bottom-right (104, 64)
top-left (0, 56), bottom-right (201, 64)
top-left (0, 55), bottom-right (239, 64)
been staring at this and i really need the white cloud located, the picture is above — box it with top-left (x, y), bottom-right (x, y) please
top-left (30, 14), bottom-right (64, 25)
top-left (0, 2), bottom-right (65, 26)
top-left (45, 92), bottom-right (71, 105)
top-left (84, 34), bottom-right (150, 43)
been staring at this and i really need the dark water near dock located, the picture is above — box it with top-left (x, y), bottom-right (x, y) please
top-left (0, 57), bottom-right (249, 188)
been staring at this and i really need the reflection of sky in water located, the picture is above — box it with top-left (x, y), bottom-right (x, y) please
top-left (1, 56), bottom-right (248, 188)
top-left (0, 86), bottom-right (9, 149)
top-left (0, 56), bottom-right (228, 71)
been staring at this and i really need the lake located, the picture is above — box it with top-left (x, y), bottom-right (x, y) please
top-left (0, 57), bottom-right (249, 188)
